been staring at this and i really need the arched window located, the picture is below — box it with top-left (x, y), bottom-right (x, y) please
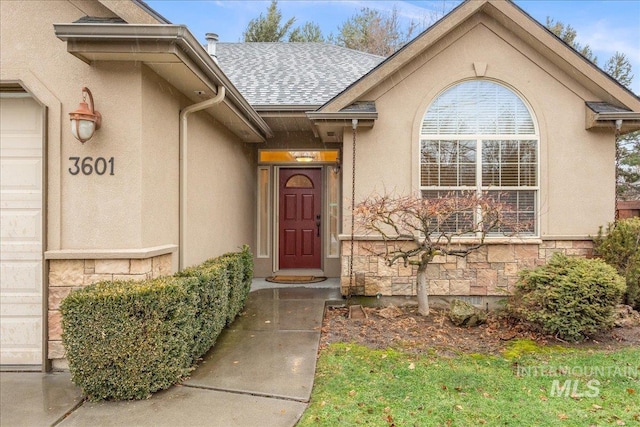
top-left (420, 80), bottom-right (538, 235)
top-left (285, 174), bottom-right (314, 188)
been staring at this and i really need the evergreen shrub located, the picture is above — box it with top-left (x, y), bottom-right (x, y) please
top-left (60, 276), bottom-right (198, 401)
top-left (508, 253), bottom-right (626, 342)
top-left (175, 262), bottom-right (230, 359)
top-left (60, 246), bottom-right (254, 401)
top-left (593, 218), bottom-right (640, 310)
top-left (218, 245), bottom-right (253, 325)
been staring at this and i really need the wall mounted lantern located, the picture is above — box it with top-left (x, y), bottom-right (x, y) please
top-left (332, 155), bottom-right (341, 174)
top-left (69, 87), bottom-right (101, 143)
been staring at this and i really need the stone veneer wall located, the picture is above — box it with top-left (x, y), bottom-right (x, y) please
top-left (340, 240), bottom-right (593, 297)
top-left (47, 254), bottom-right (173, 363)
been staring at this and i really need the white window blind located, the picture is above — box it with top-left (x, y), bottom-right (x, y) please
top-left (421, 80), bottom-right (535, 136)
top-left (420, 80), bottom-right (538, 236)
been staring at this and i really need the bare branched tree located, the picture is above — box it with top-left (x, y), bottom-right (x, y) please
top-left (354, 191), bottom-right (529, 315)
top-left (335, 6), bottom-right (418, 56)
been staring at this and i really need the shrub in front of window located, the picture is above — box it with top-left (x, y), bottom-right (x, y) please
top-left (354, 191), bottom-right (528, 315)
top-left (508, 253), bottom-right (626, 342)
top-left (593, 217), bottom-right (640, 310)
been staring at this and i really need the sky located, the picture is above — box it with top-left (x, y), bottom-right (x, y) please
top-left (145, 0), bottom-right (640, 94)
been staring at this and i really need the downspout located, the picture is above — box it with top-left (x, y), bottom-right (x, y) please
top-left (615, 119), bottom-right (623, 221)
top-left (179, 86), bottom-right (226, 269)
top-left (348, 119), bottom-right (358, 304)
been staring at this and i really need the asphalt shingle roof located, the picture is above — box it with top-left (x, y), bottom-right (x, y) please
top-left (586, 102), bottom-right (632, 114)
top-left (74, 16), bottom-right (127, 23)
top-left (215, 43), bottom-right (385, 107)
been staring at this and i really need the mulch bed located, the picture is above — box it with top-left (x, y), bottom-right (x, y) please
top-left (320, 305), bottom-right (640, 355)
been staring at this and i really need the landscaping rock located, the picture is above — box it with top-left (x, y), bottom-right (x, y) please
top-left (348, 305), bottom-right (367, 319)
top-left (614, 304), bottom-right (640, 328)
top-left (378, 306), bottom-right (403, 319)
top-left (449, 299), bottom-right (487, 327)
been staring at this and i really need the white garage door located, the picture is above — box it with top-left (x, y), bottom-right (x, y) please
top-left (0, 94), bottom-right (44, 367)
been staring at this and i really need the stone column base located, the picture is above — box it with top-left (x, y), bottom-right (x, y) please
top-left (47, 253), bottom-right (174, 364)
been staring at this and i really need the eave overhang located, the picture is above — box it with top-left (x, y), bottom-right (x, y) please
top-left (306, 111), bottom-right (378, 121)
top-left (306, 105), bottom-right (378, 143)
top-left (585, 102), bottom-right (640, 133)
top-left (54, 23), bottom-right (273, 142)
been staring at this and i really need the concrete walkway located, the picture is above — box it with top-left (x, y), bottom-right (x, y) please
top-left (0, 279), bottom-right (342, 427)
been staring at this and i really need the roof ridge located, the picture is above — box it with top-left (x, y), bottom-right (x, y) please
top-left (217, 41), bottom-right (386, 60)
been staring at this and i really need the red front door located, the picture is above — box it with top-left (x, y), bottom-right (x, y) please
top-left (279, 168), bottom-right (322, 269)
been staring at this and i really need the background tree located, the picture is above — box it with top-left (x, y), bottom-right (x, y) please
top-left (617, 138), bottom-right (640, 200)
top-left (545, 17), bottom-right (597, 63)
top-left (605, 52), bottom-right (640, 200)
top-left (289, 22), bottom-right (324, 43)
top-left (243, 0), bottom-right (294, 42)
top-left (354, 191), bottom-right (525, 315)
top-left (605, 52), bottom-right (634, 89)
top-left (243, 0), bottom-right (322, 42)
top-left (334, 6), bottom-right (418, 56)
top-left (546, 18), bottom-right (639, 201)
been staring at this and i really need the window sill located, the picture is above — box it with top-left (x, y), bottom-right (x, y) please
top-left (339, 234), bottom-right (541, 244)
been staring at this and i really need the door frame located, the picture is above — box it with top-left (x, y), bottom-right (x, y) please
top-left (274, 165), bottom-right (324, 272)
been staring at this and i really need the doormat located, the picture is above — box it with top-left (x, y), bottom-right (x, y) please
top-left (265, 276), bottom-right (327, 284)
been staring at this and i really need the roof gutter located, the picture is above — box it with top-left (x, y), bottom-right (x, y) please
top-left (179, 86), bottom-right (226, 269)
top-left (593, 112), bottom-right (640, 121)
top-left (54, 23), bottom-right (273, 139)
top-left (306, 111), bottom-right (378, 121)
top-left (586, 110), bottom-right (640, 133)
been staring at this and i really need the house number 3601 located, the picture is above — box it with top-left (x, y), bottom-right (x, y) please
top-left (68, 157), bottom-right (115, 176)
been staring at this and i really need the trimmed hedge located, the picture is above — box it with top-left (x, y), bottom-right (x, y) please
top-left (508, 253), bottom-right (626, 342)
top-left (60, 246), bottom-right (253, 401)
top-left (175, 262), bottom-right (230, 359)
top-left (60, 277), bottom-right (198, 401)
top-left (218, 247), bottom-right (253, 325)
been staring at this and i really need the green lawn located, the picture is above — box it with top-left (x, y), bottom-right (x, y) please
top-left (299, 342), bottom-right (639, 426)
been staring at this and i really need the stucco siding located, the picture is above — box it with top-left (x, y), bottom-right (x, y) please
top-left (61, 62), bottom-right (145, 249)
top-left (140, 65), bottom-right (180, 252)
top-left (183, 113), bottom-right (255, 268)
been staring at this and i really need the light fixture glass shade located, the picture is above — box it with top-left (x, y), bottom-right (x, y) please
top-left (71, 118), bottom-right (96, 142)
top-left (292, 151), bottom-right (316, 162)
